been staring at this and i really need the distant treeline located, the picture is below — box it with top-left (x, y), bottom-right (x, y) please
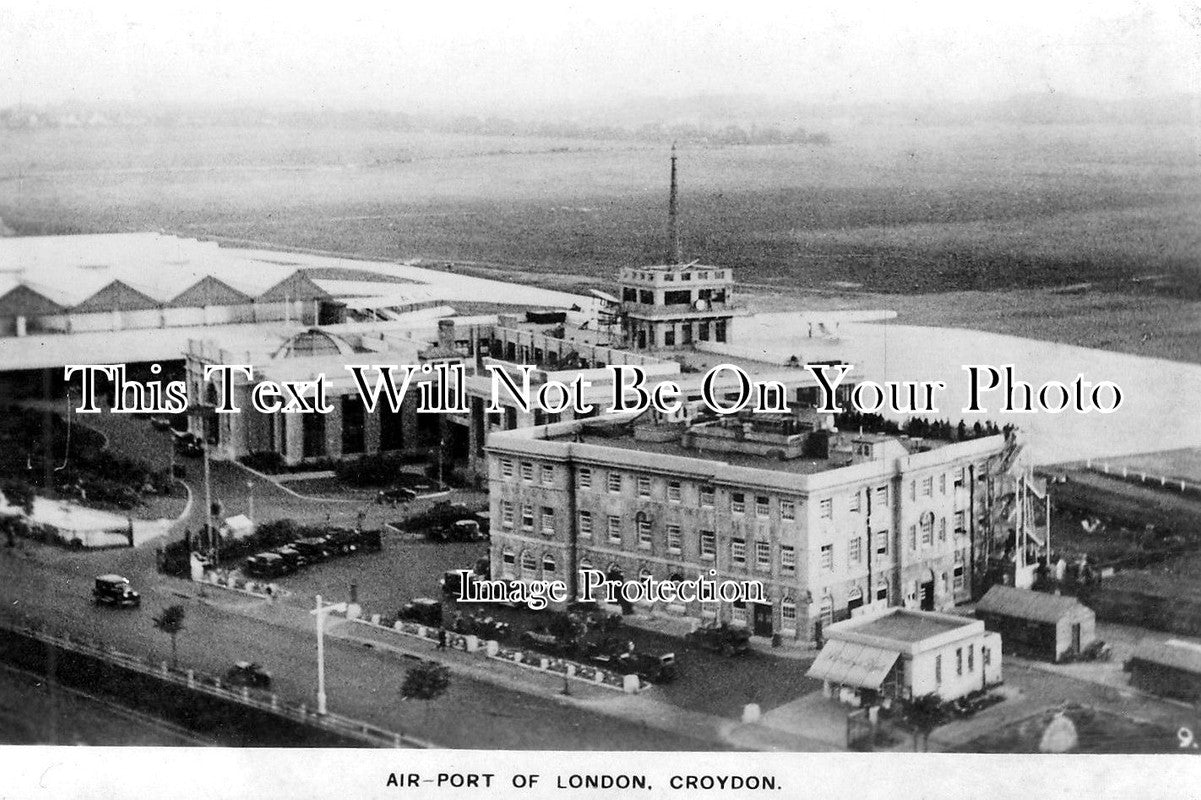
top-left (0, 104), bottom-right (831, 146)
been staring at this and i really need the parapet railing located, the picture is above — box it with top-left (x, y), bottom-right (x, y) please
top-left (0, 613), bottom-right (429, 749)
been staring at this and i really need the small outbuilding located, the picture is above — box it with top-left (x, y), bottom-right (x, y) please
top-left (974, 585), bottom-right (1095, 663)
top-left (1127, 639), bottom-right (1201, 702)
top-left (807, 608), bottom-right (1002, 707)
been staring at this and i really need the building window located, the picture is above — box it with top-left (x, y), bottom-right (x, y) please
top-left (520, 462), bottom-right (534, 482)
top-left (607, 472), bottom-right (622, 493)
top-left (953, 563), bottom-right (965, 590)
top-left (579, 511), bottom-right (593, 537)
top-left (910, 480), bottom-right (917, 502)
top-left (781, 545), bottom-right (796, 573)
top-left (607, 516), bottom-right (622, 543)
top-left (875, 485), bottom-right (889, 507)
top-left (521, 550), bottom-right (537, 574)
top-left (541, 507), bottom-right (555, 536)
top-left (968, 643), bottom-right (974, 672)
top-left (939, 517), bottom-right (947, 541)
top-left (541, 464), bottom-right (554, 486)
top-left (755, 496), bottom-right (769, 517)
top-left (501, 501), bottom-right (514, 528)
top-left (731, 538), bottom-right (747, 565)
top-left (876, 581), bottom-right (888, 602)
top-left (700, 486), bottom-right (715, 507)
top-left (820, 595), bottom-right (834, 626)
top-left (820, 544), bottom-right (833, 570)
top-left (920, 514), bottom-right (934, 546)
top-left (731, 492), bottom-right (746, 514)
top-left (700, 530), bottom-right (716, 560)
top-left (849, 536), bottom-right (862, 563)
top-left (668, 481), bottom-right (682, 503)
top-left (939, 473), bottom-right (947, 495)
top-left (956, 647), bottom-right (963, 676)
top-left (875, 530), bottom-right (889, 556)
top-left (755, 540), bottom-right (771, 570)
top-left (850, 491), bottom-right (861, 513)
top-left (666, 525), bottom-right (682, 553)
top-left (781, 499), bottom-right (795, 521)
top-left (819, 498), bottom-right (832, 519)
top-left (909, 525), bottom-right (917, 551)
top-left (782, 598), bottom-right (797, 627)
top-left (935, 654), bottom-right (943, 684)
top-left (637, 475), bottom-right (651, 497)
top-left (954, 467), bottom-right (966, 488)
top-left (579, 467), bottom-right (592, 488)
top-left (502, 549), bottom-right (516, 574)
top-left (521, 504), bottom-right (534, 530)
top-left (922, 476), bottom-right (933, 497)
top-left (663, 328), bottom-right (675, 346)
top-left (637, 518), bottom-right (652, 548)
top-left (501, 459), bottom-right (514, 478)
top-left (954, 510), bottom-right (966, 534)
top-left (983, 647), bottom-right (991, 667)
top-left (542, 554), bottom-right (556, 575)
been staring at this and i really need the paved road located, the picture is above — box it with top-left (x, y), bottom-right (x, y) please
top-left (0, 544), bottom-right (724, 750)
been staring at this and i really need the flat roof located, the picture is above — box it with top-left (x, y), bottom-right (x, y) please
top-left (840, 609), bottom-right (974, 645)
top-left (558, 419), bottom-right (947, 476)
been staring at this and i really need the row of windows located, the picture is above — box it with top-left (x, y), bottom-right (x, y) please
top-left (502, 460), bottom-right (801, 520)
top-left (933, 642), bottom-right (988, 684)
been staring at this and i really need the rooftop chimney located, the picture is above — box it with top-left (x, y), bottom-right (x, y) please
top-left (666, 144), bottom-right (682, 265)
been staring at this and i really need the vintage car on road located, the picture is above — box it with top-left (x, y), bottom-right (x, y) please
top-left (93, 575), bottom-right (141, 608)
top-left (398, 598), bottom-right (443, 628)
top-left (224, 661), bottom-right (272, 689)
top-left (685, 623), bottom-right (751, 656)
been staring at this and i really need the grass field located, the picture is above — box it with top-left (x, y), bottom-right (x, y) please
top-left (1, 120), bottom-right (1198, 359)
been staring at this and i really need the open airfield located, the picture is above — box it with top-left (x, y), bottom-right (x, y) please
top-left (1, 119), bottom-right (1197, 463)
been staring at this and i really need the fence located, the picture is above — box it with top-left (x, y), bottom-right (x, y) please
top-left (348, 610), bottom-right (640, 692)
top-left (1085, 461), bottom-right (1201, 500)
top-left (0, 613), bottom-right (426, 748)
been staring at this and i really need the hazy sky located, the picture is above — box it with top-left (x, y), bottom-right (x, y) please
top-left (2, 0), bottom-right (1197, 111)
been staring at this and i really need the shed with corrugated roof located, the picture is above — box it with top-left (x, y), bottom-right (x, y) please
top-left (975, 585), bottom-right (1095, 662)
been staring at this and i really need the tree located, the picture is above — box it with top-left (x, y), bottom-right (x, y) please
top-left (904, 693), bottom-right (945, 752)
top-left (401, 663), bottom-right (450, 723)
top-left (153, 605), bottom-right (186, 668)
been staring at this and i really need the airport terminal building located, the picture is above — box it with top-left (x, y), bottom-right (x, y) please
top-left (485, 411), bottom-right (1013, 643)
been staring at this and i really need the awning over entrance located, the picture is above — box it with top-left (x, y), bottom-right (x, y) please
top-left (806, 640), bottom-right (900, 689)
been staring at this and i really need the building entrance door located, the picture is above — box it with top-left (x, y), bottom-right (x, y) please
top-left (1071, 623), bottom-right (1081, 656)
top-left (752, 602), bottom-right (773, 637)
top-left (920, 579), bottom-right (935, 611)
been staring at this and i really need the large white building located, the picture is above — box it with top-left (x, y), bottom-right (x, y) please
top-left (485, 410), bottom-right (1016, 643)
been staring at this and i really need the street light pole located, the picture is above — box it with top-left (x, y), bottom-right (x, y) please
top-left (246, 480), bottom-right (255, 527)
top-left (316, 593), bottom-right (327, 716)
top-left (311, 595), bottom-right (347, 717)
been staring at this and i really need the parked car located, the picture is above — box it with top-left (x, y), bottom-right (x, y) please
top-left (324, 528), bottom-right (362, 554)
top-left (245, 552), bottom-right (288, 578)
top-left (224, 661), bottom-right (272, 689)
top-left (451, 611), bottom-right (510, 641)
top-left (359, 528), bottom-right (383, 552)
top-left (292, 536), bottom-right (332, 562)
top-left (93, 574), bottom-right (140, 608)
top-left (272, 546), bottom-right (306, 571)
top-left (398, 598), bottom-right (443, 627)
top-left (520, 628), bottom-right (577, 656)
top-left (685, 623), bottom-right (751, 656)
top-left (566, 601), bottom-right (623, 632)
top-left (429, 519), bottom-right (487, 543)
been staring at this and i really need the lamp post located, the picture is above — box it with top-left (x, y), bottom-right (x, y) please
top-left (310, 594), bottom-right (347, 716)
top-left (246, 480), bottom-right (255, 527)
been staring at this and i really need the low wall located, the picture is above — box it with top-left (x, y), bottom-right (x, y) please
top-left (349, 612), bottom-right (638, 692)
top-left (0, 619), bottom-right (415, 747)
